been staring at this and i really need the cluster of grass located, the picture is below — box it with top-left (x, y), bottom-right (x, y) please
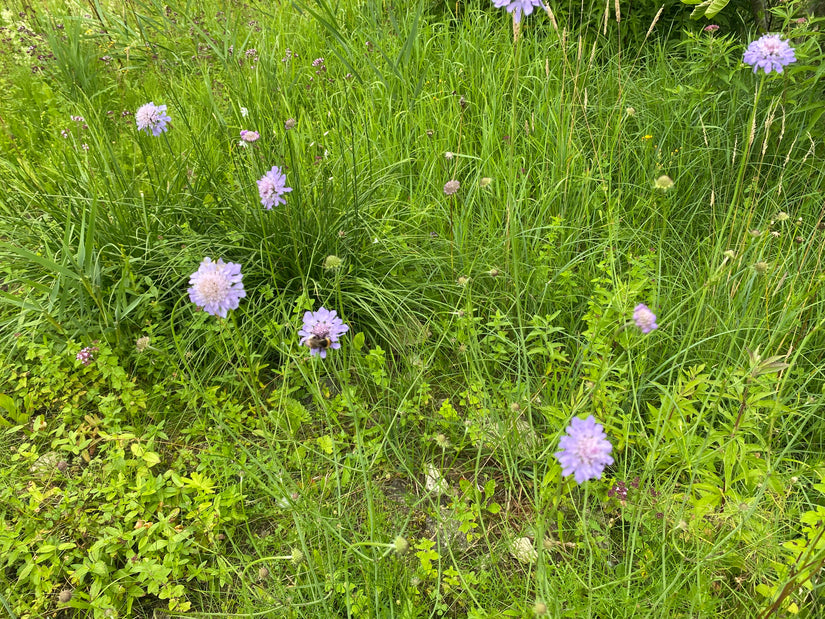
top-left (1, 0), bottom-right (825, 616)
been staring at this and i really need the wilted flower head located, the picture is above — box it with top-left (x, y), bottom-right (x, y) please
top-left (492, 0), bottom-right (543, 23)
top-left (654, 175), bottom-right (674, 191)
top-left (187, 257), bottom-right (246, 318)
top-left (510, 537), bottom-right (538, 564)
top-left (284, 118), bottom-right (296, 130)
top-left (76, 346), bottom-right (98, 366)
top-left (743, 34), bottom-right (796, 75)
top-left (444, 151), bottom-right (454, 160)
top-left (444, 179), bottom-right (460, 196)
top-left (554, 415), bottom-right (614, 484)
top-left (135, 102), bottom-right (171, 136)
top-left (625, 106), bottom-right (636, 116)
top-left (135, 336), bottom-right (150, 352)
top-left (299, 307), bottom-right (349, 358)
top-left (754, 261), bottom-right (769, 274)
top-left (633, 303), bottom-right (658, 333)
top-left (257, 166), bottom-right (293, 209)
top-left (239, 129), bottom-right (260, 144)
top-left (723, 249), bottom-right (736, 259)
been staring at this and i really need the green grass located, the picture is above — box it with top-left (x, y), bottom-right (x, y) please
top-left (1, 0), bottom-right (825, 617)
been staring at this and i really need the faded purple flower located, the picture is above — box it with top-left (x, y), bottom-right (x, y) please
top-left (743, 34), bottom-right (796, 75)
top-left (76, 346), bottom-right (98, 366)
top-left (187, 257), bottom-right (246, 317)
top-left (492, 0), bottom-right (543, 23)
top-left (633, 303), bottom-right (658, 334)
top-left (71, 115), bottom-right (84, 123)
top-left (298, 307), bottom-right (349, 359)
top-left (444, 180), bottom-right (460, 196)
top-left (554, 416), bottom-right (614, 484)
top-left (135, 102), bottom-right (171, 136)
top-left (257, 166), bottom-right (293, 209)
top-left (312, 57), bottom-right (325, 67)
top-left (239, 129), bottom-right (260, 145)
top-left (284, 118), bottom-right (296, 130)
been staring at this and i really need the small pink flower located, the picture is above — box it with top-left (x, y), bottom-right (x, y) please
top-left (443, 180), bottom-right (460, 196)
top-left (704, 24), bottom-right (719, 33)
top-left (240, 129), bottom-right (260, 143)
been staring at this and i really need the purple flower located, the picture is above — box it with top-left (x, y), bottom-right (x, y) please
top-left (554, 416), bottom-right (614, 484)
top-left (444, 180), bottom-right (460, 196)
top-left (257, 166), bottom-right (293, 209)
top-left (491, 0), bottom-right (543, 23)
top-left (135, 102), bottom-right (171, 136)
top-left (76, 346), bottom-right (98, 366)
top-left (743, 34), bottom-right (796, 75)
top-left (187, 257), bottom-right (246, 317)
top-left (298, 307), bottom-right (349, 359)
top-left (633, 303), bottom-right (658, 334)
top-left (312, 57), bottom-right (325, 67)
top-left (239, 129), bottom-right (260, 144)
top-left (703, 24), bottom-right (719, 33)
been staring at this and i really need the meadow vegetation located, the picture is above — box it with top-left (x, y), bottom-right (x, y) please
top-left (1, 0), bottom-right (825, 617)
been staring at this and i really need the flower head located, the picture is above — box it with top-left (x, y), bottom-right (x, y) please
top-left (492, 0), bottom-right (543, 23)
top-left (554, 416), bottom-right (614, 484)
top-left (298, 307), bottom-right (349, 358)
top-left (654, 175), bottom-right (674, 191)
top-left (135, 336), bottom-right (150, 352)
top-left (240, 106), bottom-right (249, 117)
top-left (704, 24), bottom-right (719, 33)
top-left (633, 303), bottom-right (658, 333)
top-left (76, 346), bottom-right (98, 366)
top-left (187, 257), bottom-right (246, 317)
top-left (285, 118), bottom-right (296, 130)
top-left (257, 166), bottom-right (293, 209)
top-left (743, 34), bottom-right (796, 75)
top-left (444, 179), bottom-right (460, 196)
top-left (135, 102), bottom-right (171, 136)
top-left (240, 129), bottom-right (260, 144)
top-left (323, 255), bottom-right (343, 270)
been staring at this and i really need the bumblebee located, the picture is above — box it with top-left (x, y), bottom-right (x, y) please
top-left (306, 335), bottom-right (332, 350)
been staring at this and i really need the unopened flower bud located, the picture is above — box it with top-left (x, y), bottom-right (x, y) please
top-left (393, 536), bottom-right (410, 556)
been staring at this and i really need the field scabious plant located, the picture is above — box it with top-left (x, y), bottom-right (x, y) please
top-left (187, 258), bottom-right (246, 317)
top-left (257, 165), bottom-right (292, 209)
top-left (135, 102), bottom-right (171, 136)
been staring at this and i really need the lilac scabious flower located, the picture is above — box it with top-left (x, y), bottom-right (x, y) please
top-left (633, 303), bottom-right (658, 334)
top-left (492, 0), bottom-right (543, 23)
top-left (444, 180), bottom-right (460, 196)
top-left (135, 102), bottom-right (171, 136)
top-left (257, 166), bottom-right (293, 209)
top-left (239, 129), bottom-right (260, 145)
top-left (187, 257), bottom-right (246, 318)
top-left (298, 307), bottom-right (349, 359)
top-left (76, 346), bottom-right (98, 366)
top-left (743, 35), bottom-right (796, 75)
top-left (554, 416), bottom-right (614, 484)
